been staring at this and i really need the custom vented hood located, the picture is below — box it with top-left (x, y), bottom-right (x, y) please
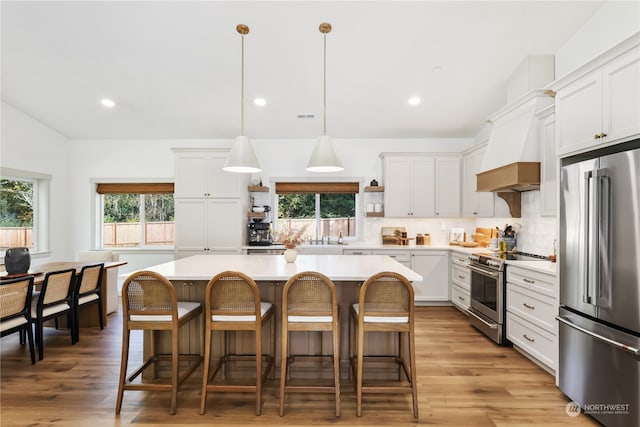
top-left (477, 90), bottom-right (554, 216)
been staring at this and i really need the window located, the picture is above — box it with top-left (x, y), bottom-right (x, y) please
top-left (97, 183), bottom-right (174, 248)
top-left (275, 182), bottom-right (358, 240)
top-left (0, 168), bottom-right (50, 254)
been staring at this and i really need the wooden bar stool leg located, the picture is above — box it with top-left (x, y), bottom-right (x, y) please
top-left (279, 321), bottom-right (288, 417)
top-left (115, 328), bottom-right (130, 415)
top-left (356, 323), bottom-right (365, 417)
top-left (170, 327), bottom-right (179, 415)
top-left (333, 322), bottom-right (341, 417)
top-left (200, 325), bottom-right (212, 415)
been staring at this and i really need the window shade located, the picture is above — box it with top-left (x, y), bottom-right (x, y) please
top-left (275, 182), bottom-right (359, 194)
top-left (96, 183), bottom-right (174, 194)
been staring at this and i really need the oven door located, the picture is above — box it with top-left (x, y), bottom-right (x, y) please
top-left (469, 263), bottom-right (503, 324)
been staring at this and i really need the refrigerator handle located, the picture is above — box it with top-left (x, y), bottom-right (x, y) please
top-left (557, 315), bottom-right (640, 356)
top-left (583, 170), bottom-right (595, 305)
top-left (595, 169), bottom-right (612, 308)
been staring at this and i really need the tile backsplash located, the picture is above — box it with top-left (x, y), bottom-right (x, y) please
top-left (363, 190), bottom-right (557, 257)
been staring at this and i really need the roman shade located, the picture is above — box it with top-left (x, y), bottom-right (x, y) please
top-left (96, 183), bottom-right (174, 194)
top-left (275, 182), bottom-right (359, 194)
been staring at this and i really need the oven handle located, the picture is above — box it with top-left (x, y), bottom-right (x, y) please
top-left (468, 264), bottom-right (500, 279)
top-left (467, 309), bottom-right (498, 329)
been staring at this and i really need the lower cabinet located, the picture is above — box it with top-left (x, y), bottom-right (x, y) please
top-left (410, 251), bottom-right (450, 303)
top-left (506, 265), bottom-right (557, 373)
top-left (449, 251), bottom-right (471, 311)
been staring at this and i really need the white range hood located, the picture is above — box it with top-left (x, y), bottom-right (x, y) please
top-left (477, 89), bottom-right (554, 216)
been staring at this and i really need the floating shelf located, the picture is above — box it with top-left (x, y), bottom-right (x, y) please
top-left (248, 186), bottom-right (269, 192)
top-left (247, 212), bottom-right (267, 218)
top-left (364, 186), bottom-right (384, 192)
top-left (365, 212), bottom-right (384, 217)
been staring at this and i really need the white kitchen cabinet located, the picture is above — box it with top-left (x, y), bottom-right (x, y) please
top-left (506, 264), bottom-right (557, 373)
top-left (449, 251), bottom-right (471, 311)
top-left (371, 249), bottom-right (411, 268)
top-left (538, 106), bottom-right (557, 216)
top-left (410, 251), bottom-right (449, 303)
top-left (381, 154), bottom-right (460, 218)
top-left (553, 40), bottom-right (640, 157)
top-left (174, 198), bottom-right (243, 259)
top-left (342, 249), bottom-right (373, 255)
top-left (435, 157), bottom-right (461, 217)
top-left (173, 149), bottom-right (245, 198)
top-left (462, 143), bottom-right (494, 217)
top-left (383, 156), bottom-right (434, 217)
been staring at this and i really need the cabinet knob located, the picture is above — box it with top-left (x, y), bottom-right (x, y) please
top-left (600, 133), bottom-right (607, 138)
top-left (473, 212), bottom-right (478, 215)
top-left (594, 134), bottom-right (601, 140)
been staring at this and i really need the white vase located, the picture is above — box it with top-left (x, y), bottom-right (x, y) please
top-left (283, 248), bottom-right (298, 263)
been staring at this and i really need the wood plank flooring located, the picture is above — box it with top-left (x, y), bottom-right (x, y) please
top-left (1, 306), bottom-right (597, 426)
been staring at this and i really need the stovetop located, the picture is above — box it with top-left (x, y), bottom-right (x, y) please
top-left (469, 251), bottom-right (548, 270)
top-left (474, 251), bottom-right (548, 261)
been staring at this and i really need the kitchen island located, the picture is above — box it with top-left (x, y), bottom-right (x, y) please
top-left (137, 254), bottom-right (422, 375)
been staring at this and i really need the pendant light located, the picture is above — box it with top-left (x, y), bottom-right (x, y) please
top-left (306, 23), bottom-right (344, 173)
top-left (223, 24), bottom-right (262, 173)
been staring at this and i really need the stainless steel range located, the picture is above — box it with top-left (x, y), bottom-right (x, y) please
top-left (467, 251), bottom-right (547, 345)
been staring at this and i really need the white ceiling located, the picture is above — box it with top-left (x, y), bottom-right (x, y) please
top-left (1, 1), bottom-right (603, 140)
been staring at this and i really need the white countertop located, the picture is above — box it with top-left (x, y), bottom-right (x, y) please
top-left (140, 254), bottom-right (423, 282)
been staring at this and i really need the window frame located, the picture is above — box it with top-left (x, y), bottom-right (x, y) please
top-left (92, 179), bottom-right (175, 252)
top-left (273, 178), bottom-right (363, 242)
top-left (0, 167), bottom-right (51, 256)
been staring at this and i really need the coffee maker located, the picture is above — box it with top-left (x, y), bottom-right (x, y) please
top-left (248, 218), bottom-right (272, 246)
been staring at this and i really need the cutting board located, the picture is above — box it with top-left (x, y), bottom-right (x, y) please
top-left (381, 226), bottom-right (406, 245)
top-left (474, 227), bottom-right (493, 246)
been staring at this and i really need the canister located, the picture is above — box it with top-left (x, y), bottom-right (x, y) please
top-left (416, 234), bottom-right (424, 245)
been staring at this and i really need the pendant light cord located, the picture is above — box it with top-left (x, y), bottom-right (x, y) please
top-left (240, 32), bottom-right (245, 136)
top-left (323, 31), bottom-right (327, 136)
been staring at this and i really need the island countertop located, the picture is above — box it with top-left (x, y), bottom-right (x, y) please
top-left (138, 254), bottom-right (423, 282)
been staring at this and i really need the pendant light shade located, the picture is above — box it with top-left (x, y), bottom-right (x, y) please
top-left (306, 22), bottom-right (343, 173)
top-left (306, 135), bottom-right (343, 172)
top-left (223, 24), bottom-right (262, 174)
top-left (224, 135), bottom-right (261, 173)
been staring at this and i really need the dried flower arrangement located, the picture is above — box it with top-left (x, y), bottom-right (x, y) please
top-left (273, 223), bottom-right (309, 249)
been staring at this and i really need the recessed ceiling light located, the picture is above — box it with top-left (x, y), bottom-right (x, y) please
top-left (101, 99), bottom-right (115, 108)
top-left (254, 98), bottom-right (266, 106)
top-left (432, 65), bottom-right (443, 73)
top-left (408, 97), bottom-right (421, 106)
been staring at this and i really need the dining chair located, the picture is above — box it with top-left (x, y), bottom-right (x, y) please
top-left (31, 268), bottom-right (76, 360)
top-left (279, 271), bottom-right (340, 417)
top-left (349, 271), bottom-right (418, 418)
top-left (115, 271), bottom-right (202, 415)
top-left (200, 271), bottom-right (275, 416)
top-left (1, 276), bottom-right (36, 364)
top-left (73, 263), bottom-right (104, 343)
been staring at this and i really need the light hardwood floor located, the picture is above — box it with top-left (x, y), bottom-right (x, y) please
top-left (0, 306), bottom-right (597, 426)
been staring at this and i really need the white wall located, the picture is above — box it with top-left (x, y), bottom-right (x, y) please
top-left (555, 1), bottom-right (640, 77)
top-left (1, 102), bottom-right (73, 261)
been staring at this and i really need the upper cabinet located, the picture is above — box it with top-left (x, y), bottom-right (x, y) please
top-left (537, 105), bottom-right (556, 216)
top-left (173, 149), bottom-right (245, 198)
top-left (381, 153), bottom-right (460, 218)
top-left (462, 143), bottom-right (494, 217)
top-left (550, 35), bottom-right (640, 157)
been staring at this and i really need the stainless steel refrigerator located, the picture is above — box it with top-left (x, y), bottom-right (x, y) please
top-left (558, 139), bottom-right (640, 427)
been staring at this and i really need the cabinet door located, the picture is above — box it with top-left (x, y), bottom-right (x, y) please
top-left (556, 73), bottom-right (603, 156)
top-left (463, 147), bottom-right (494, 217)
top-left (175, 155), bottom-right (208, 198)
top-left (384, 158), bottom-right (413, 217)
top-left (208, 155), bottom-right (243, 198)
top-left (540, 114), bottom-right (557, 216)
top-left (410, 251), bottom-right (449, 302)
top-left (174, 199), bottom-right (208, 252)
top-left (435, 157), bottom-right (460, 217)
top-left (411, 157), bottom-right (435, 217)
top-left (602, 47), bottom-right (640, 143)
top-left (206, 199), bottom-right (242, 250)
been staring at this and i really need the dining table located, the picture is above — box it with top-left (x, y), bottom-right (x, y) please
top-left (1, 260), bottom-right (127, 327)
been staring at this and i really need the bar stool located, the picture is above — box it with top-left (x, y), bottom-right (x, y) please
top-left (349, 271), bottom-right (418, 418)
top-left (115, 271), bottom-right (202, 415)
top-left (279, 271), bottom-right (340, 417)
top-left (200, 271), bottom-right (275, 416)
